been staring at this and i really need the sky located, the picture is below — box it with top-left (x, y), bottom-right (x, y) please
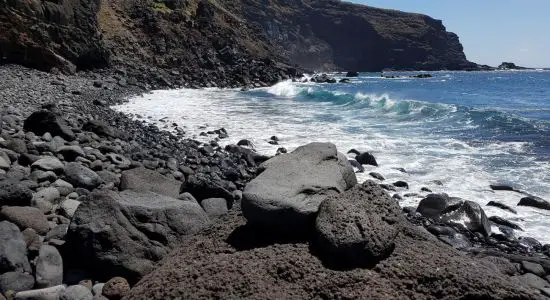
top-left (350, 1), bottom-right (550, 68)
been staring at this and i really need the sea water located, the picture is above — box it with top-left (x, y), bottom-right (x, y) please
top-left (113, 71), bottom-right (550, 244)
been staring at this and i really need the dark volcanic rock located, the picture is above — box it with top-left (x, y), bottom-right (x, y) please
top-left (518, 196), bottom-right (550, 210)
top-left (356, 152), bottom-right (378, 167)
top-left (489, 216), bottom-right (523, 231)
top-left (487, 201), bottom-right (517, 214)
top-left (23, 110), bottom-right (75, 141)
top-left (0, 180), bottom-right (33, 207)
top-left (180, 173), bottom-right (235, 202)
top-left (416, 193), bottom-right (462, 220)
top-left (440, 200), bottom-right (491, 236)
top-left (123, 209), bottom-right (537, 299)
top-left (66, 190), bottom-right (210, 283)
top-left (242, 142), bottom-right (357, 233)
top-left (314, 181), bottom-right (401, 268)
top-left (120, 167), bottom-right (180, 198)
top-left (102, 277), bottom-right (130, 300)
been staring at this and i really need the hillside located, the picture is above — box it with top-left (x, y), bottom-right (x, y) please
top-left (0, 0), bottom-right (476, 87)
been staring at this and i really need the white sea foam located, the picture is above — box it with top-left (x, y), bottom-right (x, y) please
top-left (113, 81), bottom-right (550, 244)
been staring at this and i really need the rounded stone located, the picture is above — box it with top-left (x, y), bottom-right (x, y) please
top-left (102, 277), bottom-right (130, 300)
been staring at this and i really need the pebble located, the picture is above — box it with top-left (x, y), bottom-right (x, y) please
top-left (102, 277), bottom-right (130, 300)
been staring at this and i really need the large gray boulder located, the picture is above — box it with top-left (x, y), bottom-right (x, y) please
top-left (120, 168), bottom-right (180, 198)
top-left (242, 142), bottom-right (357, 232)
top-left (66, 190), bottom-right (210, 283)
top-left (64, 163), bottom-right (102, 190)
top-left (0, 221), bottom-right (31, 273)
top-left (35, 245), bottom-right (64, 288)
top-left (314, 181), bottom-right (401, 267)
top-left (60, 284), bottom-right (93, 300)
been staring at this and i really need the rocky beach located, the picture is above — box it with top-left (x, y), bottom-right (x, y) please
top-left (1, 0), bottom-right (550, 298)
top-left (0, 64), bottom-right (549, 299)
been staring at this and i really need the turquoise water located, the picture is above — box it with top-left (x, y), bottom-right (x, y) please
top-left (115, 70), bottom-right (550, 243)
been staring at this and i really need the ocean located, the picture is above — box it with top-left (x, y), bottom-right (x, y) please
top-left (114, 70), bottom-right (550, 244)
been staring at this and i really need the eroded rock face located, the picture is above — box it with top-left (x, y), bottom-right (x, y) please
top-left (314, 181), bottom-right (401, 268)
top-left (242, 142), bottom-right (357, 233)
top-left (0, 0), bottom-right (109, 72)
top-left (66, 190), bottom-right (210, 283)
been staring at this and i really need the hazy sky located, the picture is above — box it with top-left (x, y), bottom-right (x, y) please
top-left (350, 1), bottom-right (550, 67)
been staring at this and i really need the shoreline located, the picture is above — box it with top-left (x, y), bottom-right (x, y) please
top-left (1, 64), bottom-right (550, 298)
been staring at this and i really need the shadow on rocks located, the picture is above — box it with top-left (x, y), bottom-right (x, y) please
top-left (226, 223), bottom-right (311, 251)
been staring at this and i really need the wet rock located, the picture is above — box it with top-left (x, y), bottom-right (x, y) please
top-left (348, 160), bottom-right (364, 173)
top-left (369, 172), bottom-right (386, 181)
top-left (0, 271), bottom-right (35, 294)
top-left (242, 143), bottom-right (357, 233)
top-left (66, 190), bottom-right (210, 283)
top-left (0, 206), bottom-right (50, 234)
top-left (420, 187), bottom-right (432, 193)
top-left (490, 184), bottom-right (517, 191)
top-left (348, 149), bottom-right (378, 166)
top-left (200, 198), bottom-right (228, 218)
top-left (60, 284), bottom-right (93, 300)
top-left (314, 181), bottom-right (401, 268)
top-left (58, 145), bottom-right (85, 161)
top-left (120, 168), bottom-right (180, 198)
top-left (0, 180), bottom-right (33, 206)
top-left (35, 245), bottom-right (64, 288)
top-left (518, 196), bottom-right (550, 210)
top-left (23, 110), bottom-right (75, 141)
top-left (416, 193), bottom-right (462, 220)
top-left (437, 233), bottom-right (472, 250)
top-left (489, 216), bottom-right (522, 231)
top-left (102, 277), bottom-right (130, 300)
top-left (32, 157), bottom-right (64, 174)
top-left (346, 71), bottom-right (359, 77)
top-left (440, 200), bottom-right (491, 236)
top-left (393, 181), bottom-right (409, 189)
top-left (14, 285), bottom-right (66, 300)
top-left (0, 221), bottom-right (31, 273)
top-left (64, 163), bottom-right (102, 190)
top-left (487, 201), bottom-right (517, 214)
top-left (519, 237), bottom-right (542, 251)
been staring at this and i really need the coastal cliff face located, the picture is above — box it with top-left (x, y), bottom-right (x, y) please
top-left (0, 0), bottom-right (476, 81)
top-left (235, 0), bottom-right (475, 71)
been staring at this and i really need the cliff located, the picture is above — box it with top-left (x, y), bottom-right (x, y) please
top-left (0, 0), bottom-right (476, 85)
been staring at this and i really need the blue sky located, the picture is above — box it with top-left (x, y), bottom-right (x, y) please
top-left (350, 1), bottom-right (550, 67)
